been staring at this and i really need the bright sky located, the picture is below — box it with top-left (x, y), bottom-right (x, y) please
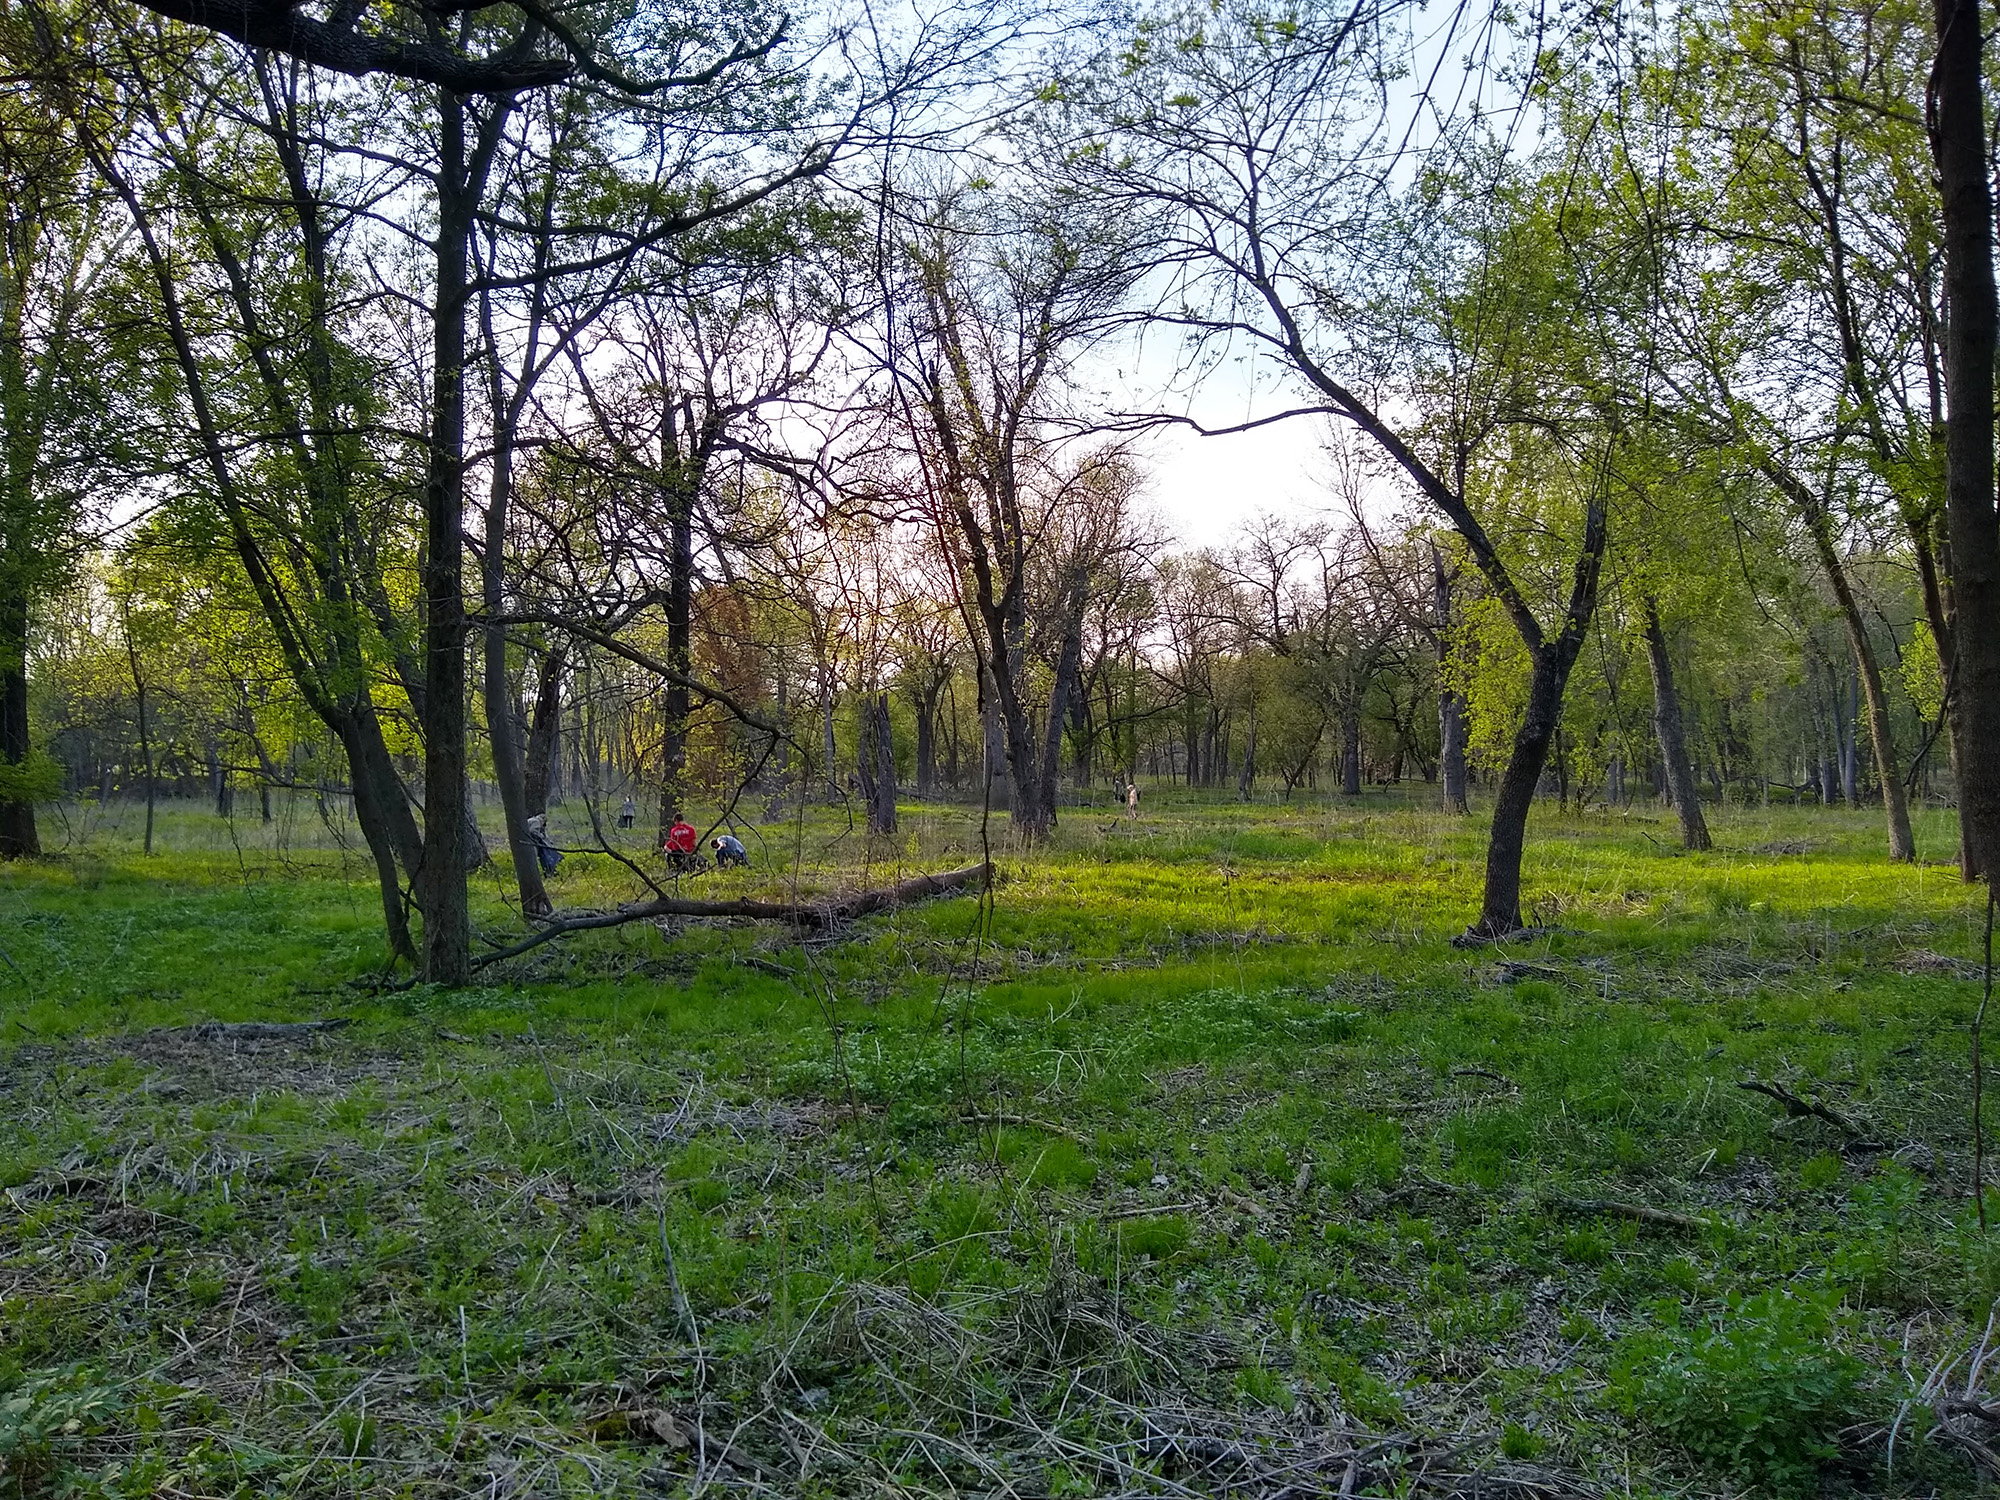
top-left (1135, 419), bottom-right (1336, 547)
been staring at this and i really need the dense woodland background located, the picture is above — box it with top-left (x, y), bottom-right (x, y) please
top-left (0, 0), bottom-right (1995, 965)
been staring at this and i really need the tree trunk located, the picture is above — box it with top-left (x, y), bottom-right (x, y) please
top-left (1469, 496), bottom-right (1608, 938)
top-left (340, 719), bottom-right (417, 961)
top-left (1475, 655), bottom-right (1562, 936)
top-left (1340, 710), bottom-right (1362, 796)
top-left (1642, 601), bottom-right (1712, 852)
top-left (127, 630), bottom-right (154, 857)
top-left (858, 691), bottom-right (898, 837)
top-left (980, 668), bottom-right (1011, 813)
top-left (483, 625), bottom-right (549, 915)
top-left (821, 689), bottom-right (840, 803)
top-left (1796, 496), bottom-right (1915, 858)
top-left (1035, 609), bottom-right (1086, 829)
top-left (913, 680), bottom-right (939, 799)
top-left (523, 645), bottom-right (564, 819)
top-left (1840, 670), bottom-right (1858, 808)
top-left (657, 435), bottom-right (695, 840)
top-left (416, 92), bottom-right (487, 985)
top-left (0, 588), bottom-right (38, 857)
top-left (1931, 0), bottom-right (2000, 877)
top-left (1238, 701), bottom-right (1256, 799)
top-left (1432, 545), bottom-right (1469, 815)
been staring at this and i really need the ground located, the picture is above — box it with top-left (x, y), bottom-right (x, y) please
top-left (2, 787), bottom-right (1998, 1497)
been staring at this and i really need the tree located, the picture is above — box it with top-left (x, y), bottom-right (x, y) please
top-left (1060, 13), bottom-right (1626, 933)
top-left (885, 183), bottom-right (1142, 839)
top-left (0, 24), bottom-right (119, 858)
top-left (1926, 0), bottom-right (2000, 878)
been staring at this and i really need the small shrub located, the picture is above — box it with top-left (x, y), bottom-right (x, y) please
top-left (1500, 1422), bottom-right (1543, 1459)
top-left (1608, 1289), bottom-right (1869, 1493)
top-left (1799, 1152), bottom-right (1843, 1192)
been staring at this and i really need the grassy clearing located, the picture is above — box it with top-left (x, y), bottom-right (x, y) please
top-left (2, 789), bottom-right (1997, 1496)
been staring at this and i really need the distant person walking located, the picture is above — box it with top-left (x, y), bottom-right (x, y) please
top-left (617, 795), bottom-right (636, 830)
top-left (1125, 782), bottom-right (1140, 818)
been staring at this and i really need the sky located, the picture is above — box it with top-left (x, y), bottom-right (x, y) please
top-left (1133, 417), bottom-right (1337, 547)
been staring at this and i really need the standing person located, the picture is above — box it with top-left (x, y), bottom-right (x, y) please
top-left (1125, 782), bottom-right (1140, 819)
top-left (617, 795), bottom-right (636, 830)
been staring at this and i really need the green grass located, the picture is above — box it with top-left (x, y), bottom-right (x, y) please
top-left (1, 786), bottom-right (1995, 1495)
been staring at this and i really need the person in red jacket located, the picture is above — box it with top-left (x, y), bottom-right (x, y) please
top-left (663, 816), bottom-right (700, 873)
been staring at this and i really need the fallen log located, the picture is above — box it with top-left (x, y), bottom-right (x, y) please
top-left (471, 861), bottom-right (994, 970)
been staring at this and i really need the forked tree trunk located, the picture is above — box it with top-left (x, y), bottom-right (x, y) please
top-left (1642, 602), bottom-right (1711, 852)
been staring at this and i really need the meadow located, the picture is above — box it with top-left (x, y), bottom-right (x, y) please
top-left (2, 786), bottom-right (1997, 1497)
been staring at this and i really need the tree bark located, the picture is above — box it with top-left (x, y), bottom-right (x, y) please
top-left (124, 616), bottom-right (153, 856)
top-left (416, 91), bottom-right (491, 984)
top-left (980, 670), bottom-right (1011, 812)
top-left (1930, 0), bottom-right (2000, 879)
top-left (858, 691), bottom-right (898, 836)
top-left (1034, 605), bottom-right (1086, 828)
top-left (1433, 548), bottom-right (1469, 815)
top-left (523, 645), bottom-right (564, 819)
top-left (0, 588), bottom-right (37, 857)
top-left (656, 415), bottom-right (696, 841)
top-left (1642, 601), bottom-right (1712, 852)
top-left (912, 677), bottom-right (940, 799)
top-left (1340, 709), bottom-right (1362, 796)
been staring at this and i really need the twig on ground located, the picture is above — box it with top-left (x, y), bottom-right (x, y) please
top-left (1738, 1077), bottom-right (1876, 1143)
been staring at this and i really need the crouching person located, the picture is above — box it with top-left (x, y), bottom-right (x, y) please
top-left (711, 832), bottom-right (750, 869)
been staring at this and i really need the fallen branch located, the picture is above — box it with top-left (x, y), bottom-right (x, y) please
top-left (470, 862), bottom-right (994, 969)
top-left (159, 1020), bottom-right (353, 1042)
top-left (1738, 1077), bottom-right (1875, 1142)
top-left (1451, 1066), bottom-right (1518, 1089)
top-left (1546, 1193), bottom-right (1718, 1232)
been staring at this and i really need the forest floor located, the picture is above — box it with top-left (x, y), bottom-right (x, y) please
top-left (2, 788), bottom-right (1998, 1497)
